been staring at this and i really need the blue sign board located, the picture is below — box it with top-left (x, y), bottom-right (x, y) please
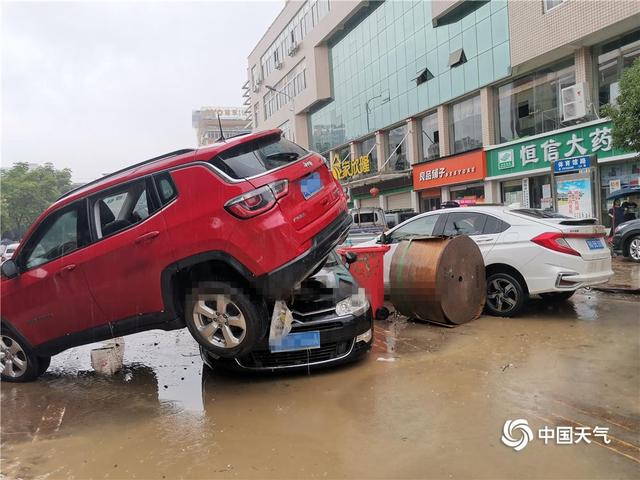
top-left (554, 155), bottom-right (591, 173)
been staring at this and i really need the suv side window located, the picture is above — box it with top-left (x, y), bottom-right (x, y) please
top-left (154, 172), bottom-right (178, 205)
top-left (388, 214), bottom-right (440, 243)
top-left (443, 212), bottom-right (487, 236)
top-left (20, 202), bottom-right (89, 270)
top-left (92, 179), bottom-right (158, 239)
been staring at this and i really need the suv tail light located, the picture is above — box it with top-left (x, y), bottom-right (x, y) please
top-left (531, 232), bottom-right (604, 257)
top-left (225, 180), bottom-right (288, 219)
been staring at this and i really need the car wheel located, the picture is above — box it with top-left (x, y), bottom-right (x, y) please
top-left (540, 291), bottom-right (576, 302)
top-left (185, 281), bottom-right (267, 358)
top-left (1, 333), bottom-right (40, 382)
top-left (485, 272), bottom-right (525, 317)
top-left (627, 235), bottom-right (640, 263)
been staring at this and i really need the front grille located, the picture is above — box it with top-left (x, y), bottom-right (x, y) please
top-left (237, 340), bottom-right (352, 369)
top-left (290, 321), bottom-right (343, 332)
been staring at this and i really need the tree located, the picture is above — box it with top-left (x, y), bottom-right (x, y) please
top-left (0, 163), bottom-right (73, 240)
top-left (601, 58), bottom-right (640, 154)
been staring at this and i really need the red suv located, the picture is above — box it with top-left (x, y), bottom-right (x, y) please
top-left (0, 130), bottom-right (350, 382)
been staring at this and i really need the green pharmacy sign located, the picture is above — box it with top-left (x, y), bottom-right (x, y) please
top-left (486, 120), bottom-right (628, 177)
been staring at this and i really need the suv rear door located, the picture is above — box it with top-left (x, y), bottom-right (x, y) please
top-left (212, 134), bottom-right (342, 234)
top-left (82, 177), bottom-right (173, 323)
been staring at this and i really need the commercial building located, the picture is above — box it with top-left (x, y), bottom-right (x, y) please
top-left (244, 0), bottom-right (640, 224)
top-left (192, 107), bottom-right (250, 146)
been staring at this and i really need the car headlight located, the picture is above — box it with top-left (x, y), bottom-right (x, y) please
top-left (614, 225), bottom-right (623, 233)
top-left (335, 289), bottom-right (369, 316)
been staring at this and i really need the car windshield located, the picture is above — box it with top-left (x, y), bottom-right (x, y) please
top-left (211, 134), bottom-right (308, 179)
top-left (511, 209), bottom-right (571, 219)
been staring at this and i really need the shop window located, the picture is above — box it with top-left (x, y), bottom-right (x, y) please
top-left (597, 30), bottom-right (640, 108)
top-left (496, 58), bottom-right (575, 143)
top-left (361, 136), bottom-right (378, 172)
top-left (420, 112), bottom-right (440, 162)
top-left (450, 95), bottom-right (482, 154)
top-left (387, 124), bottom-right (409, 172)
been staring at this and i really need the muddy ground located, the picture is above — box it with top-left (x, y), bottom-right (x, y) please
top-left (1, 290), bottom-right (639, 479)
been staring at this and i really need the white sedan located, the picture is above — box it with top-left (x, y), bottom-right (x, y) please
top-left (361, 206), bottom-right (613, 317)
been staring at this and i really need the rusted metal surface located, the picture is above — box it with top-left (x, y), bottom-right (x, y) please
top-left (389, 236), bottom-right (485, 325)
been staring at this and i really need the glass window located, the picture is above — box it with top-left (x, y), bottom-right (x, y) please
top-left (387, 124), bottom-right (409, 172)
top-left (497, 59), bottom-right (575, 143)
top-left (212, 134), bottom-right (308, 179)
top-left (420, 111), bottom-right (440, 161)
top-left (543, 0), bottom-right (566, 12)
top-left (93, 180), bottom-right (157, 239)
top-left (389, 214), bottom-right (440, 242)
top-left (451, 95), bottom-right (482, 154)
top-left (21, 203), bottom-right (89, 270)
top-left (443, 212), bottom-right (487, 236)
top-left (483, 215), bottom-right (509, 234)
top-left (361, 136), bottom-right (378, 172)
top-left (597, 30), bottom-right (640, 108)
top-left (154, 173), bottom-right (178, 205)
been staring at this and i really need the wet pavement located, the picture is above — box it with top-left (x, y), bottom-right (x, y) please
top-left (2, 290), bottom-right (639, 479)
top-left (595, 256), bottom-right (640, 292)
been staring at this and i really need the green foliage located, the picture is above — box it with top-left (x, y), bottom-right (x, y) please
top-left (0, 163), bottom-right (73, 239)
top-left (601, 58), bottom-right (640, 154)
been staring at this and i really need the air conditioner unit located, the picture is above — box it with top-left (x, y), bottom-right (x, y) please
top-left (288, 42), bottom-right (299, 56)
top-left (274, 60), bottom-right (283, 70)
top-left (561, 83), bottom-right (588, 122)
top-left (252, 84), bottom-right (259, 92)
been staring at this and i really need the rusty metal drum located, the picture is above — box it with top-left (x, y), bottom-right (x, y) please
top-left (389, 236), bottom-right (485, 325)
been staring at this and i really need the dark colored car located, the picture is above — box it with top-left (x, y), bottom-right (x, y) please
top-left (200, 252), bottom-right (373, 372)
top-left (1, 130), bottom-right (351, 382)
top-left (612, 218), bottom-right (640, 262)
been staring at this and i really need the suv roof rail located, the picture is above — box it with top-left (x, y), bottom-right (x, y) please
top-left (57, 148), bottom-right (195, 200)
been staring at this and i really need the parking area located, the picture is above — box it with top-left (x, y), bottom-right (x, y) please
top-left (1, 290), bottom-right (638, 479)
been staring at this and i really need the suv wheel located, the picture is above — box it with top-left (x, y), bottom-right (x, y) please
top-left (485, 272), bottom-right (525, 317)
top-left (540, 291), bottom-right (576, 302)
top-left (1, 333), bottom-right (40, 382)
top-left (185, 281), bottom-right (267, 358)
top-left (627, 235), bottom-right (640, 263)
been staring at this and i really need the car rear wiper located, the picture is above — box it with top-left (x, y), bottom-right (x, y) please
top-left (265, 152), bottom-right (300, 161)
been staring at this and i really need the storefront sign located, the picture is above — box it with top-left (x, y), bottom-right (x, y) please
top-left (331, 153), bottom-right (372, 181)
top-left (413, 150), bottom-right (486, 190)
top-left (521, 178), bottom-right (530, 208)
top-left (486, 120), bottom-right (627, 177)
top-left (553, 155), bottom-right (591, 173)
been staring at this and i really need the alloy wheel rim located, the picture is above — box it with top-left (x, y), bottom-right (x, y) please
top-left (630, 239), bottom-right (640, 260)
top-left (486, 278), bottom-right (518, 312)
top-left (193, 294), bottom-right (247, 349)
top-left (1, 335), bottom-right (28, 378)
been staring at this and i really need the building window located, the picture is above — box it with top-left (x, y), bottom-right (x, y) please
top-left (263, 63), bottom-right (307, 119)
top-left (361, 136), bottom-right (378, 172)
top-left (597, 30), bottom-right (640, 108)
top-left (387, 124), bottom-right (409, 172)
top-left (420, 112), bottom-right (440, 162)
top-left (496, 58), bottom-right (575, 143)
top-left (543, 0), bottom-right (566, 12)
top-left (451, 95), bottom-right (482, 154)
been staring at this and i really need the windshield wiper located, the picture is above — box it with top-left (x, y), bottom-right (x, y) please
top-left (265, 152), bottom-right (300, 161)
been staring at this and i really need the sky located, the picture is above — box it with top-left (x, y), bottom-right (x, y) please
top-left (1, 0), bottom-right (284, 182)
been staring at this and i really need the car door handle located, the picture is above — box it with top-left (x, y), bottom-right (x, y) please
top-left (474, 236), bottom-right (494, 243)
top-left (56, 264), bottom-right (77, 276)
top-left (135, 231), bottom-right (160, 244)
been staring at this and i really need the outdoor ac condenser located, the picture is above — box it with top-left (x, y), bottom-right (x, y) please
top-left (561, 83), bottom-right (589, 122)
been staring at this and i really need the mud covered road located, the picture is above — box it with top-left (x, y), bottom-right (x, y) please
top-left (2, 290), bottom-right (639, 479)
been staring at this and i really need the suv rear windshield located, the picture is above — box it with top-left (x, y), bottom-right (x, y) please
top-left (511, 209), bottom-right (570, 219)
top-left (211, 134), bottom-right (308, 179)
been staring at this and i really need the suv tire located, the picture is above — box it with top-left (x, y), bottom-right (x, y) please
top-left (626, 235), bottom-right (640, 263)
top-left (1, 332), bottom-right (41, 382)
top-left (185, 280), bottom-right (268, 358)
top-left (485, 272), bottom-right (525, 317)
top-left (540, 291), bottom-right (576, 302)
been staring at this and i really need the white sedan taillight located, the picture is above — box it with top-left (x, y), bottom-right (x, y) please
top-left (224, 180), bottom-right (288, 219)
top-left (531, 232), bottom-right (605, 257)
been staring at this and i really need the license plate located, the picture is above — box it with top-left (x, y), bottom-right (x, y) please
top-left (269, 331), bottom-right (321, 353)
top-left (586, 238), bottom-right (604, 250)
top-left (300, 172), bottom-right (322, 199)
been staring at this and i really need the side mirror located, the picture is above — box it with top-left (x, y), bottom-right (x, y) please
top-left (344, 252), bottom-right (358, 264)
top-left (377, 232), bottom-right (388, 245)
top-left (1, 259), bottom-right (19, 279)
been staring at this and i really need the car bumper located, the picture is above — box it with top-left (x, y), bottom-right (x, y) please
top-left (526, 257), bottom-right (614, 294)
top-left (201, 305), bottom-right (373, 372)
top-left (254, 210), bottom-right (352, 299)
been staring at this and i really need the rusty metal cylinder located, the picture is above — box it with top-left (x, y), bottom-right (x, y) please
top-left (389, 236), bottom-right (485, 325)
